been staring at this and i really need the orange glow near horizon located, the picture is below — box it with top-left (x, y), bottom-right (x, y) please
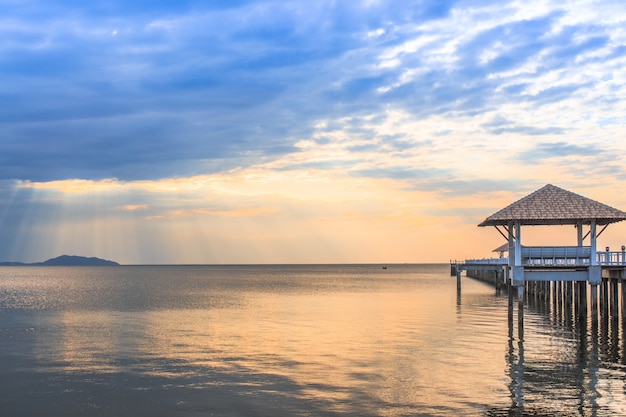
top-left (9, 159), bottom-right (626, 265)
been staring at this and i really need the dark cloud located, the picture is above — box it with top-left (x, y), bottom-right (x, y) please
top-left (481, 117), bottom-right (566, 135)
top-left (520, 141), bottom-right (603, 163)
top-left (489, 126), bottom-right (566, 135)
top-left (352, 166), bottom-right (446, 181)
top-left (407, 178), bottom-right (536, 197)
top-left (526, 82), bottom-right (595, 105)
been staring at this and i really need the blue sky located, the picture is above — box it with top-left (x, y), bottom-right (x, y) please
top-left (1, 0), bottom-right (626, 264)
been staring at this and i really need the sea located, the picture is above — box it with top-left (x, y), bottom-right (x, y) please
top-left (0, 264), bottom-right (624, 417)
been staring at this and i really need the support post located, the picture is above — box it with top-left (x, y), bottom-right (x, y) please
top-left (579, 281), bottom-right (587, 318)
top-left (508, 281), bottom-right (514, 337)
top-left (517, 284), bottom-right (524, 340)
top-left (622, 280), bottom-right (626, 322)
top-left (565, 281), bottom-right (573, 312)
top-left (611, 279), bottom-right (619, 318)
top-left (574, 281), bottom-right (580, 318)
top-left (591, 284), bottom-right (598, 324)
top-left (601, 279), bottom-right (608, 315)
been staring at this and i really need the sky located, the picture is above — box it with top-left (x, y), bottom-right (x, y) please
top-left (1, 0), bottom-right (626, 264)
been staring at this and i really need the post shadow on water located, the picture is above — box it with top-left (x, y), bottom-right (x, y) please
top-left (484, 279), bottom-right (626, 417)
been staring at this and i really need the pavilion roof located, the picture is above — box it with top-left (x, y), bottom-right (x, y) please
top-left (492, 243), bottom-right (510, 253)
top-left (478, 184), bottom-right (626, 227)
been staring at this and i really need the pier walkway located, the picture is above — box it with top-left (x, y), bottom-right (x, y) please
top-left (452, 248), bottom-right (626, 275)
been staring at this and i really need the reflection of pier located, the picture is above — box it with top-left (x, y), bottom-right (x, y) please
top-left (453, 184), bottom-right (626, 416)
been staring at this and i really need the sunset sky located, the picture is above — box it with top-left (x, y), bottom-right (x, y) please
top-left (1, 0), bottom-right (626, 264)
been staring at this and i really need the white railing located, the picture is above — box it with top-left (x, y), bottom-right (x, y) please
top-left (597, 251), bottom-right (626, 266)
top-left (458, 247), bottom-right (626, 268)
top-left (462, 258), bottom-right (509, 265)
top-left (521, 246), bottom-right (591, 266)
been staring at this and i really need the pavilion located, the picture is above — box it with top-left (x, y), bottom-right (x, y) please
top-left (478, 184), bottom-right (626, 301)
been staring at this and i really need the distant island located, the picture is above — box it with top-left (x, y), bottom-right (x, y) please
top-left (0, 255), bottom-right (120, 266)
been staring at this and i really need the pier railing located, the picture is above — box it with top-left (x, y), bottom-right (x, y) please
top-left (522, 246), bottom-right (591, 267)
top-left (597, 251), bottom-right (626, 266)
top-left (455, 247), bottom-right (626, 269)
top-left (461, 258), bottom-right (508, 265)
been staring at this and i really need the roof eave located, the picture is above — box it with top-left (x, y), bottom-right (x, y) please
top-left (478, 217), bottom-right (626, 227)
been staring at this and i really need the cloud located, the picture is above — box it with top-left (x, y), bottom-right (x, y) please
top-left (521, 141), bottom-right (603, 162)
top-left (482, 116), bottom-right (567, 135)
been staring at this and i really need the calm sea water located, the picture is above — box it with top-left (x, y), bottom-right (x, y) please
top-left (0, 264), bottom-right (624, 416)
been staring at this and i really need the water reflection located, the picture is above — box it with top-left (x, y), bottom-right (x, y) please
top-left (492, 279), bottom-right (626, 416)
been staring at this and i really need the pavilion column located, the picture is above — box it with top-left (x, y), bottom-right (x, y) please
top-left (590, 220), bottom-right (597, 266)
top-left (512, 221), bottom-right (523, 282)
top-left (513, 221), bottom-right (524, 288)
top-left (577, 220), bottom-right (583, 247)
top-left (505, 221), bottom-right (515, 292)
top-left (514, 221), bottom-right (522, 269)
top-left (508, 221), bottom-right (515, 268)
top-left (588, 219), bottom-right (602, 289)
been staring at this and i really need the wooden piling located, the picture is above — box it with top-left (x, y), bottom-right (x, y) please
top-left (578, 281), bottom-right (587, 318)
top-left (517, 285), bottom-right (524, 340)
top-left (601, 279), bottom-right (609, 314)
top-left (571, 284), bottom-right (576, 320)
top-left (611, 279), bottom-right (619, 318)
top-left (565, 281), bottom-right (573, 311)
top-left (591, 284), bottom-right (598, 322)
top-left (622, 280), bottom-right (626, 323)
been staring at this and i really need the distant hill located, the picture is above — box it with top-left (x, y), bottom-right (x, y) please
top-left (0, 255), bottom-right (120, 266)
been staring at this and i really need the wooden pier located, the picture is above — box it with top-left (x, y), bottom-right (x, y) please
top-left (453, 184), bottom-right (626, 336)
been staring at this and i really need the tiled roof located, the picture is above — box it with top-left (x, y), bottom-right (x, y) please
top-left (478, 184), bottom-right (626, 226)
top-left (492, 242), bottom-right (510, 252)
